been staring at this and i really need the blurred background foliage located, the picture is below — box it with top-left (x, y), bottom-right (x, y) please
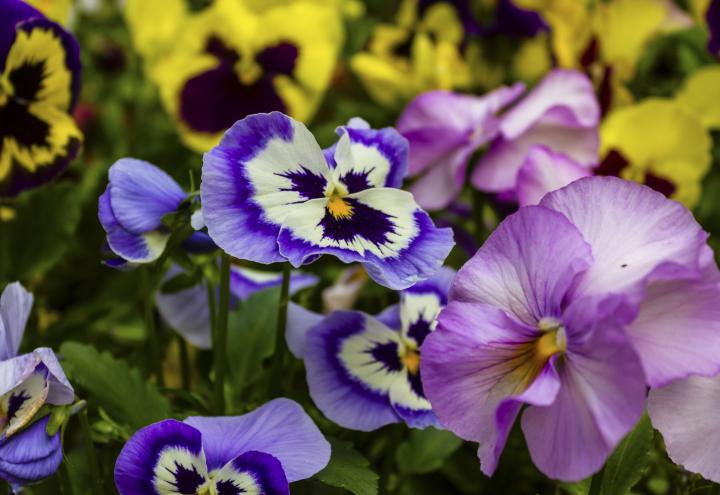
top-left (2, 0), bottom-right (720, 493)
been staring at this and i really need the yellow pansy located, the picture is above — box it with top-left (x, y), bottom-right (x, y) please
top-left (600, 99), bottom-right (711, 208)
top-left (125, 0), bottom-right (344, 152)
top-left (675, 66), bottom-right (720, 129)
top-left (350, 0), bottom-right (471, 107)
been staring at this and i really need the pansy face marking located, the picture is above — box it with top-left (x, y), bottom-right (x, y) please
top-left (0, 10), bottom-right (82, 197)
top-left (0, 365), bottom-right (49, 439)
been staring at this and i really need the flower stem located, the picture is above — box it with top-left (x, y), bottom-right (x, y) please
top-left (141, 267), bottom-right (165, 388)
top-left (58, 458), bottom-right (74, 495)
top-left (79, 409), bottom-right (103, 493)
top-left (588, 464), bottom-right (605, 495)
top-left (270, 264), bottom-right (292, 396)
top-left (212, 253), bottom-right (231, 414)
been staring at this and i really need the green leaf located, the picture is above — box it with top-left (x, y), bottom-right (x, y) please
top-left (226, 287), bottom-right (280, 392)
top-left (396, 427), bottom-right (463, 475)
top-left (599, 413), bottom-right (653, 495)
top-left (60, 342), bottom-right (171, 430)
top-left (160, 271), bottom-right (202, 293)
top-left (0, 181), bottom-right (85, 281)
top-left (315, 439), bottom-right (379, 495)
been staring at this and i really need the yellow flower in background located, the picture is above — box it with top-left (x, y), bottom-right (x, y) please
top-left (124, 0), bottom-right (344, 152)
top-left (25, 0), bottom-right (73, 25)
top-left (350, 0), bottom-right (472, 107)
top-left (676, 66), bottom-right (720, 129)
top-left (599, 99), bottom-right (711, 208)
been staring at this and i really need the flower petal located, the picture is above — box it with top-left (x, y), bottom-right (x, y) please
top-left (516, 146), bottom-right (592, 206)
top-left (201, 112), bottom-right (331, 264)
top-left (184, 398), bottom-right (330, 481)
top-left (212, 451), bottom-right (289, 495)
top-left (450, 206), bottom-right (593, 326)
top-left (400, 266), bottom-right (455, 346)
top-left (108, 158), bottom-right (185, 234)
top-left (0, 417), bottom-right (62, 488)
top-left (230, 266), bottom-right (318, 300)
top-left (0, 349), bottom-right (73, 406)
top-left (540, 176), bottom-right (707, 302)
top-left (648, 375), bottom-right (720, 483)
top-left (156, 277), bottom-right (213, 350)
top-left (625, 276), bottom-right (720, 388)
top-left (303, 311), bottom-right (401, 431)
top-left (0, 282), bottom-right (32, 361)
top-left (388, 370), bottom-right (438, 430)
top-left (278, 188), bottom-right (454, 290)
top-left (331, 124), bottom-right (409, 190)
top-left (114, 419), bottom-right (208, 495)
top-left (285, 303), bottom-right (323, 359)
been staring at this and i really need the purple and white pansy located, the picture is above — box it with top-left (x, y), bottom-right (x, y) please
top-left (114, 398), bottom-right (330, 495)
top-left (421, 177), bottom-right (720, 481)
top-left (201, 112), bottom-right (454, 290)
top-left (287, 268), bottom-right (455, 431)
top-left (99, 158), bottom-right (215, 267)
top-left (156, 264), bottom-right (318, 349)
top-left (0, 282), bottom-right (74, 488)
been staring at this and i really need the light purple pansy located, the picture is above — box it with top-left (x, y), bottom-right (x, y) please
top-left (201, 112), bottom-right (454, 290)
top-left (471, 70), bottom-right (600, 196)
top-left (421, 177), bottom-right (720, 481)
top-left (648, 375), bottom-right (720, 483)
top-left (288, 268), bottom-right (455, 431)
top-left (114, 398), bottom-right (330, 495)
top-left (397, 84), bottom-right (525, 210)
top-left (516, 146), bottom-right (592, 206)
top-left (156, 264), bottom-right (318, 349)
top-left (0, 283), bottom-right (74, 488)
top-left (99, 158), bottom-right (215, 266)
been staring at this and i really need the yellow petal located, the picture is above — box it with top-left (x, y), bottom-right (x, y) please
top-left (676, 66), bottom-right (720, 129)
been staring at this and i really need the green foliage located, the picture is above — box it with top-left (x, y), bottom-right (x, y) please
top-left (599, 413), bottom-right (654, 495)
top-left (315, 439), bottom-right (379, 495)
top-left (396, 428), bottom-right (463, 475)
top-left (60, 342), bottom-right (171, 430)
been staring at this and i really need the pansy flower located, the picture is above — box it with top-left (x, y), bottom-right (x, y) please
top-left (0, 282), bottom-right (74, 488)
top-left (397, 83), bottom-right (525, 210)
top-left (288, 268), bottom-right (455, 431)
top-left (421, 177), bottom-right (720, 480)
top-left (0, 0), bottom-right (82, 198)
top-left (201, 112), bottom-right (454, 290)
top-left (675, 66), bottom-right (720, 130)
top-left (125, 0), bottom-right (343, 152)
top-left (471, 69), bottom-right (599, 196)
top-left (350, 0), bottom-right (473, 107)
top-left (156, 264), bottom-right (318, 349)
top-left (114, 398), bottom-right (330, 494)
top-left (99, 158), bottom-right (214, 266)
top-left (597, 98), bottom-right (711, 207)
top-left (648, 375), bottom-right (720, 483)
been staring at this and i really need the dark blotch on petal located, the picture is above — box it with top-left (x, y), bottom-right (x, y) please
top-left (340, 171), bottom-right (373, 194)
top-left (256, 42), bottom-right (298, 76)
top-left (171, 462), bottom-right (206, 494)
top-left (594, 149), bottom-right (629, 177)
top-left (644, 173), bottom-right (676, 198)
top-left (368, 341), bottom-right (402, 372)
top-left (278, 166), bottom-right (327, 199)
top-left (406, 319), bottom-right (432, 347)
top-left (319, 197), bottom-right (396, 246)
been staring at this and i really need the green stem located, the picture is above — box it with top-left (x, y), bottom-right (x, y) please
top-left (213, 253), bottom-right (231, 414)
top-left (141, 268), bottom-right (165, 388)
top-left (79, 410), bottom-right (103, 493)
top-left (269, 264), bottom-right (292, 396)
top-left (588, 465), bottom-right (605, 495)
top-left (178, 334), bottom-right (191, 392)
top-left (58, 457), bottom-right (74, 495)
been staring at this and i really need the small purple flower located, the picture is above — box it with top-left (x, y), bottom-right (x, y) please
top-left (648, 375), bottom-right (720, 483)
top-left (516, 146), bottom-right (592, 206)
top-left (99, 158), bottom-right (214, 266)
top-left (472, 70), bottom-right (600, 196)
top-left (397, 84), bottom-right (525, 210)
top-left (0, 282), bottom-right (74, 488)
top-left (421, 177), bottom-right (720, 481)
top-left (201, 112), bottom-right (454, 290)
top-left (114, 398), bottom-right (330, 495)
top-left (156, 264), bottom-right (318, 349)
top-left (287, 268), bottom-right (455, 431)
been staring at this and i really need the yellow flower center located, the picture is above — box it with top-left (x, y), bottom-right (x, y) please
top-left (327, 195), bottom-right (354, 219)
top-left (401, 347), bottom-right (421, 375)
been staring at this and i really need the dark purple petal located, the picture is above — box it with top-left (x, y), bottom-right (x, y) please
top-left (212, 451), bottom-right (289, 495)
top-left (707, 0), bottom-right (720, 55)
top-left (0, 417), bottom-right (62, 488)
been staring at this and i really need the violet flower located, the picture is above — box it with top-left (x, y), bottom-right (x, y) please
top-left (421, 177), bottom-right (720, 481)
top-left (99, 158), bottom-right (215, 267)
top-left (286, 268), bottom-right (455, 431)
top-left (114, 398), bottom-right (330, 494)
top-left (0, 283), bottom-right (74, 489)
top-left (201, 112), bottom-right (454, 290)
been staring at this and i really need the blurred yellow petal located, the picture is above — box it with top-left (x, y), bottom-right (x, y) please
top-left (420, 2), bottom-right (464, 44)
top-left (26, 0), bottom-right (73, 25)
top-left (601, 99), bottom-right (711, 207)
top-left (676, 66), bottom-right (720, 129)
top-left (513, 34), bottom-right (552, 83)
top-left (350, 53), bottom-right (414, 106)
top-left (124, 0), bottom-right (188, 62)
